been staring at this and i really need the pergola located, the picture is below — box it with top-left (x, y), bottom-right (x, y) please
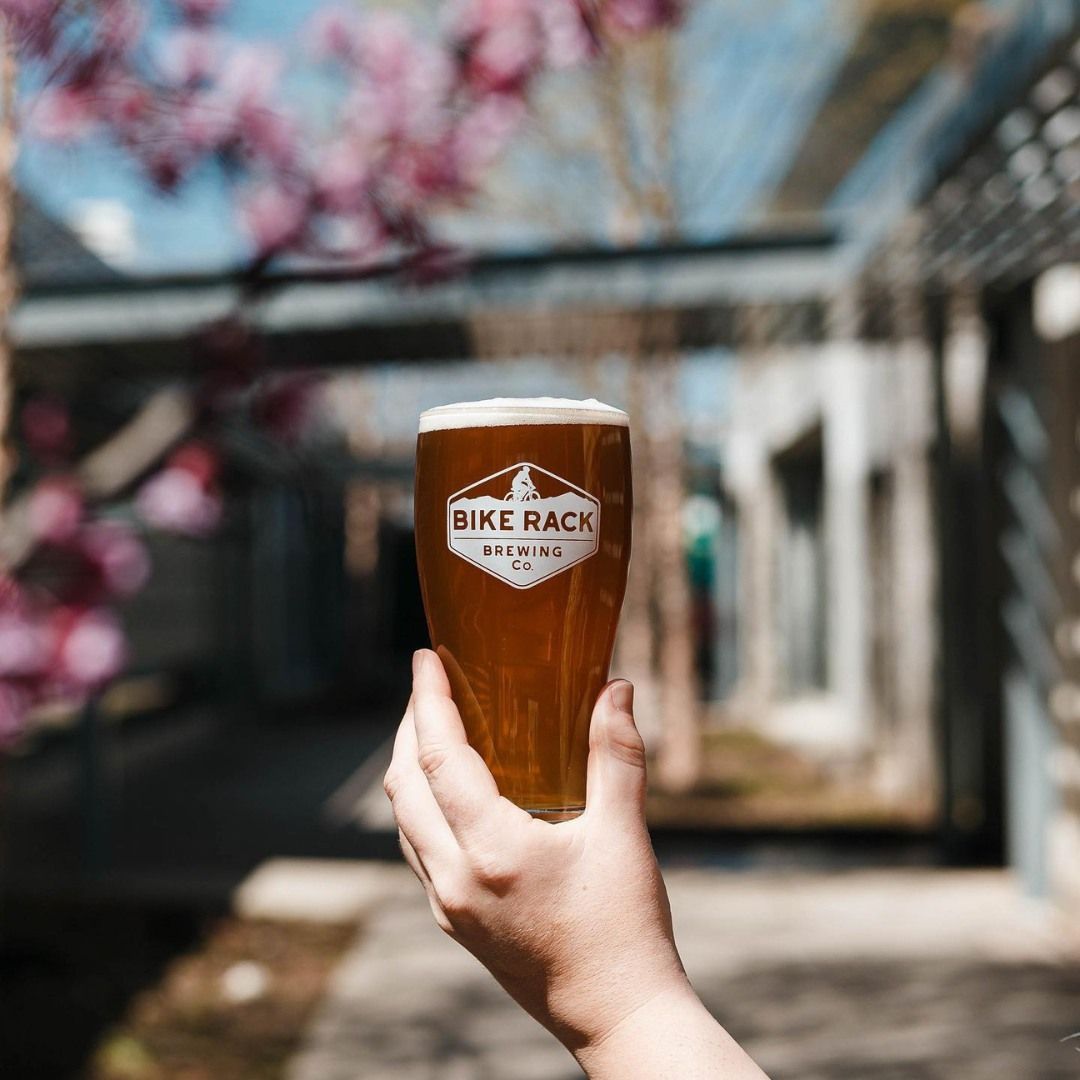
top-left (890, 6), bottom-right (1080, 903)
top-left (11, 231), bottom-right (840, 381)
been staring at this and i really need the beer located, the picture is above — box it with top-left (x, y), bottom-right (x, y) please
top-left (415, 398), bottom-right (632, 819)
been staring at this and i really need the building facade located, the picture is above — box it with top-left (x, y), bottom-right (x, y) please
top-left (719, 338), bottom-right (937, 804)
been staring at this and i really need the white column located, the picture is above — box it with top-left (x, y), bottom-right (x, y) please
top-left (823, 290), bottom-right (873, 752)
top-left (725, 361), bottom-right (776, 724)
top-left (887, 337), bottom-right (937, 800)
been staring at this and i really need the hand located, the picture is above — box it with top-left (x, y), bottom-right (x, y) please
top-left (384, 649), bottom-right (686, 1048)
top-left (384, 649), bottom-right (767, 1078)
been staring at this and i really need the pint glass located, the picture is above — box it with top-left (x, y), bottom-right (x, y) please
top-left (414, 398), bottom-right (632, 819)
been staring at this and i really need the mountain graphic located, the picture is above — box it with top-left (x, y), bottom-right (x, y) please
top-left (451, 492), bottom-right (593, 516)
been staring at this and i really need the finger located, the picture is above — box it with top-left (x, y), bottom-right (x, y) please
top-left (435, 645), bottom-right (500, 772)
top-left (411, 649), bottom-right (518, 842)
top-left (398, 827), bottom-right (456, 936)
top-left (398, 827), bottom-right (431, 889)
top-left (584, 680), bottom-right (648, 825)
top-left (384, 700), bottom-right (458, 868)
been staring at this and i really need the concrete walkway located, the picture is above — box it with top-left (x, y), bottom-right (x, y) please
top-left (280, 864), bottom-right (1080, 1079)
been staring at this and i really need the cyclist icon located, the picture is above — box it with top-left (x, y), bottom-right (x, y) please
top-left (505, 466), bottom-right (541, 502)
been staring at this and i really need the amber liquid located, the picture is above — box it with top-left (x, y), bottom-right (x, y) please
top-left (414, 422), bottom-right (632, 818)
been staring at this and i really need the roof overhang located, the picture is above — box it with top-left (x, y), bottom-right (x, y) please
top-left (12, 231), bottom-right (840, 371)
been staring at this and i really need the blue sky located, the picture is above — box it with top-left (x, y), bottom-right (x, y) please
top-left (18, 0), bottom-right (859, 275)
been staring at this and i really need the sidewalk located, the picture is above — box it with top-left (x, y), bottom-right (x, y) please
top-left (284, 865), bottom-right (1080, 1079)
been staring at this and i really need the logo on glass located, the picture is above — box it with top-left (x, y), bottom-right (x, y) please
top-left (446, 462), bottom-right (601, 589)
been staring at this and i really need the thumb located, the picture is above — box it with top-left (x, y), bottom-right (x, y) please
top-left (585, 680), bottom-right (648, 823)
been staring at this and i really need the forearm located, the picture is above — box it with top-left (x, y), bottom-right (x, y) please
top-left (574, 981), bottom-right (768, 1080)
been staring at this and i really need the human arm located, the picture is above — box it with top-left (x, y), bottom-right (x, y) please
top-left (383, 649), bottom-right (768, 1079)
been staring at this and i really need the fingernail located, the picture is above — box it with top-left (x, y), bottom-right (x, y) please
top-left (412, 650), bottom-right (425, 678)
top-left (610, 680), bottom-right (634, 713)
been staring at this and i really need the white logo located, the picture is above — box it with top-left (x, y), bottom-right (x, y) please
top-left (447, 462), bottom-right (600, 589)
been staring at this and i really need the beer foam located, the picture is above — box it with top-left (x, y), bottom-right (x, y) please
top-left (419, 397), bottom-right (629, 432)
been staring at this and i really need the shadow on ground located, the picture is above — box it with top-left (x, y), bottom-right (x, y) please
top-left (707, 957), bottom-right (1080, 1079)
top-left (0, 897), bottom-right (210, 1079)
top-left (295, 955), bottom-right (1080, 1080)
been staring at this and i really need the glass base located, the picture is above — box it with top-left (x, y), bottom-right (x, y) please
top-left (526, 806), bottom-right (584, 822)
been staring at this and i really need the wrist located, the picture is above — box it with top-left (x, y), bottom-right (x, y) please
top-left (573, 978), bottom-right (698, 1067)
top-left (544, 941), bottom-right (688, 1053)
top-left (574, 980), bottom-right (767, 1080)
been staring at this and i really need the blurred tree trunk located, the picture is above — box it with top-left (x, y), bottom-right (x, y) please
top-left (651, 329), bottom-right (701, 792)
top-left (615, 350), bottom-right (661, 746)
top-left (0, 18), bottom-right (15, 877)
top-left (335, 374), bottom-right (386, 694)
top-left (642, 35), bottom-right (702, 791)
top-left (0, 20), bottom-right (17, 512)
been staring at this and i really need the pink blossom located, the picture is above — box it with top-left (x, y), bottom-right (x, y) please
top-left (349, 18), bottom-right (454, 145)
top-left (356, 12), bottom-right (416, 80)
top-left (239, 181), bottom-right (310, 256)
top-left (14, 0), bottom-right (679, 281)
top-left (81, 523), bottom-right (151, 598)
top-left (32, 85), bottom-right (98, 141)
top-left (179, 93), bottom-right (237, 152)
top-left (28, 478), bottom-right (84, 545)
top-left (316, 207), bottom-right (387, 260)
top-left (54, 608), bottom-right (127, 687)
top-left (174, 0), bottom-right (231, 24)
top-left (539, 0), bottom-right (598, 68)
top-left (459, 0), bottom-right (543, 95)
top-left (215, 43), bottom-right (284, 113)
top-left (601, 0), bottom-right (684, 38)
top-left (385, 142), bottom-right (461, 207)
top-left (203, 45), bottom-right (297, 167)
top-left (469, 25), bottom-right (539, 95)
top-left (306, 6), bottom-right (365, 64)
top-left (452, 93), bottom-right (525, 182)
top-left (0, 0), bottom-right (57, 20)
top-left (97, 76), bottom-right (154, 135)
top-left (314, 139), bottom-right (371, 213)
top-left (169, 442), bottom-right (221, 487)
top-left (0, 0), bottom-right (62, 59)
top-left (0, 612), bottom-right (51, 678)
top-left (158, 27), bottom-right (225, 87)
top-left (136, 467), bottom-right (223, 537)
top-left (238, 106), bottom-right (298, 169)
top-left (96, 0), bottom-right (147, 55)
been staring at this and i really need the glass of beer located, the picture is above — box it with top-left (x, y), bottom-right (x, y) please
top-left (414, 398), bottom-right (632, 820)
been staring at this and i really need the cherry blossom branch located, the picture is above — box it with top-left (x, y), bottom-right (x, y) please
top-left (0, 0), bottom-right (685, 742)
